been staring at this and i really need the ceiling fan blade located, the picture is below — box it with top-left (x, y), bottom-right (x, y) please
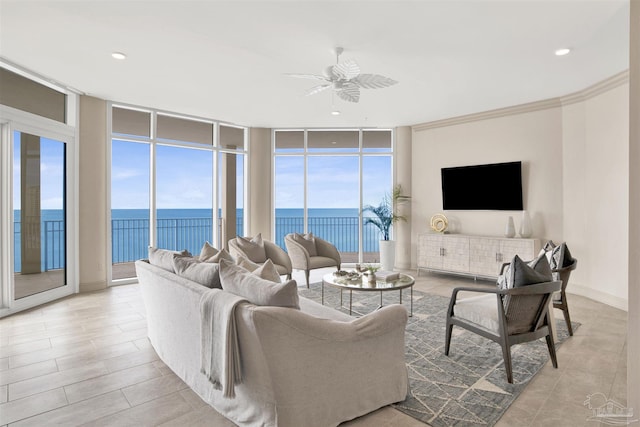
top-left (285, 73), bottom-right (330, 81)
top-left (331, 59), bottom-right (360, 80)
top-left (354, 74), bottom-right (398, 89)
top-left (305, 84), bottom-right (331, 96)
top-left (336, 83), bottom-right (360, 103)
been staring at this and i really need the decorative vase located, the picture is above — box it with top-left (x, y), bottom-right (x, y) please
top-left (379, 240), bottom-right (396, 271)
top-left (519, 210), bottom-right (532, 238)
top-left (505, 216), bottom-right (515, 238)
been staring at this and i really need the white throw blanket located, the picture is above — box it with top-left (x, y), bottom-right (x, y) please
top-left (200, 289), bottom-right (247, 398)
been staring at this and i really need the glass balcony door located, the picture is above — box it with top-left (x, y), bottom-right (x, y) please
top-left (11, 130), bottom-right (67, 299)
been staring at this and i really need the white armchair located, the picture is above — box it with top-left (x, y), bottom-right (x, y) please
top-left (284, 233), bottom-right (341, 287)
top-left (228, 234), bottom-right (292, 280)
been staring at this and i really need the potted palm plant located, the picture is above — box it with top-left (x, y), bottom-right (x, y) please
top-left (363, 185), bottom-right (410, 271)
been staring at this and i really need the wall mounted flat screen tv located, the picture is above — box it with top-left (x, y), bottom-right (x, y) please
top-left (441, 161), bottom-right (523, 210)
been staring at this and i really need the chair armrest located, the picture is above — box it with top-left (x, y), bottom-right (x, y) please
top-left (285, 237), bottom-right (311, 269)
top-left (499, 262), bottom-right (511, 275)
top-left (264, 241), bottom-right (292, 272)
top-left (447, 286), bottom-right (503, 318)
top-left (315, 237), bottom-right (341, 264)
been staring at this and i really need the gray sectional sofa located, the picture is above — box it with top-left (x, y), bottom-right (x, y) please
top-left (135, 260), bottom-right (409, 427)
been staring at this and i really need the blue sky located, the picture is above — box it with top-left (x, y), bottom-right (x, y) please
top-left (13, 132), bottom-right (65, 210)
top-left (22, 137), bottom-right (392, 211)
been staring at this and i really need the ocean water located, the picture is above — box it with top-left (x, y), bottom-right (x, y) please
top-left (13, 208), bottom-right (382, 272)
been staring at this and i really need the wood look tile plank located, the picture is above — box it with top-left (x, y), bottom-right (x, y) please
top-left (91, 327), bottom-right (148, 349)
top-left (0, 338), bottom-right (51, 358)
top-left (0, 388), bottom-right (67, 425)
top-left (157, 404), bottom-right (236, 427)
top-left (48, 325), bottom-right (123, 347)
top-left (8, 341), bottom-right (95, 369)
top-left (10, 390), bottom-right (130, 427)
top-left (121, 373), bottom-right (188, 407)
top-left (0, 385), bottom-right (6, 404)
top-left (0, 359), bottom-right (58, 386)
top-left (102, 347), bottom-right (158, 373)
top-left (81, 392), bottom-right (193, 427)
top-left (64, 362), bottom-right (161, 404)
top-left (8, 362), bottom-right (108, 401)
top-left (178, 388), bottom-right (207, 410)
top-left (117, 319), bottom-right (147, 332)
top-left (55, 341), bottom-right (138, 372)
top-left (0, 358), bottom-right (8, 372)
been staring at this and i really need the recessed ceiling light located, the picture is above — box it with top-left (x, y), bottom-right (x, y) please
top-left (331, 110), bottom-right (340, 116)
top-left (555, 48), bottom-right (571, 56)
top-left (112, 52), bottom-right (127, 60)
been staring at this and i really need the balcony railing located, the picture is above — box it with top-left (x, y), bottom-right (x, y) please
top-left (15, 216), bottom-right (383, 271)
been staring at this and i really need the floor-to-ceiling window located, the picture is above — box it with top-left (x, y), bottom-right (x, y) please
top-left (1, 66), bottom-right (78, 316)
top-left (273, 129), bottom-right (393, 263)
top-left (109, 106), bottom-right (247, 283)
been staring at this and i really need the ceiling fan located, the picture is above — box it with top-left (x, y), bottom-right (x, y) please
top-left (287, 47), bottom-right (398, 103)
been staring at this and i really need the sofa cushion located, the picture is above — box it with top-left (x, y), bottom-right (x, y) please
top-left (292, 233), bottom-right (317, 256)
top-left (173, 255), bottom-right (221, 289)
top-left (148, 247), bottom-right (190, 272)
top-left (219, 259), bottom-right (299, 309)
top-left (203, 248), bottom-right (234, 264)
top-left (235, 233), bottom-right (267, 263)
top-left (199, 241), bottom-right (219, 261)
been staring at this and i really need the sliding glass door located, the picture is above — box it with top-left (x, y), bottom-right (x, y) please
top-left (12, 131), bottom-right (67, 299)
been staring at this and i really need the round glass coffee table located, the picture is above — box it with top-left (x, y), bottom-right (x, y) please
top-left (321, 272), bottom-right (415, 316)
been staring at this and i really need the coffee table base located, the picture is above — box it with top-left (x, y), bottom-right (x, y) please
top-left (322, 282), bottom-right (413, 317)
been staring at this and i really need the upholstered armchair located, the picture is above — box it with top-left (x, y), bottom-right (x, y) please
top-left (284, 233), bottom-right (341, 287)
top-left (228, 234), bottom-right (292, 280)
top-left (445, 265), bottom-right (561, 383)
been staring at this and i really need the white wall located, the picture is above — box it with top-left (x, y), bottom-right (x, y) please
top-left (411, 78), bottom-right (629, 309)
top-left (563, 84), bottom-right (629, 308)
top-left (411, 106), bottom-right (564, 252)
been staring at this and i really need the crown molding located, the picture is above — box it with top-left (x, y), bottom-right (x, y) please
top-left (413, 70), bottom-right (629, 132)
top-left (560, 70), bottom-right (629, 106)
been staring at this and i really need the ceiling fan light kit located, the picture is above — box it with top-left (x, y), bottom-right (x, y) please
top-left (287, 47), bottom-right (398, 103)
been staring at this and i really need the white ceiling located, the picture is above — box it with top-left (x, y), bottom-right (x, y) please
top-left (0, 1), bottom-right (630, 128)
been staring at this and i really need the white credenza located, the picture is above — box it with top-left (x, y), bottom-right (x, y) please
top-left (417, 233), bottom-right (540, 279)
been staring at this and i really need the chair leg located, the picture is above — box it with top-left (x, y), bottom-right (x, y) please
top-left (562, 303), bottom-right (573, 336)
top-left (305, 270), bottom-right (310, 288)
top-left (501, 339), bottom-right (514, 384)
top-left (545, 333), bottom-right (558, 369)
top-left (444, 321), bottom-right (453, 356)
top-left (286, 273), bottom-right (292, 281)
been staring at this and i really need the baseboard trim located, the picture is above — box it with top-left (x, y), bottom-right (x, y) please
top-left (570, 284), bottom-right (628, 312)
top-left (79, 280), bottom-right (107, 293)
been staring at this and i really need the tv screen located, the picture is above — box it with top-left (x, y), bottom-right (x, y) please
top-left (441, 161), bottom-right (523, 210)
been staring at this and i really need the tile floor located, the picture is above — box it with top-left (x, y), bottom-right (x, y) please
top-left (0, 268), bottom-right (628, 426)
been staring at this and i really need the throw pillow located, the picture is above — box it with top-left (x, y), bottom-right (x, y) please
top-left (203, 248), bottom-right (234, 264)
top-left (219, 259), bottom-right (299, 309)
top-left (511, 255), bottom-right (552, 287)
top-left (497, 253), bottom-right (552, 290)
top-left (292, 232), bottom-right (317, 256)
top-left (235, 233), bottom-right (267, 263)
top-left (236, 254), bottom-right (261, 272)
top-left (173, 255), bottom-right (222, 289)
top-left (253, 259), bottom-right (282, 283)
top-left (199, 241), bottom-right (218, 261)
top-left (148, 247), bottom-right (191, 272)
top-left (541, 241), bottom-right (573, 270)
